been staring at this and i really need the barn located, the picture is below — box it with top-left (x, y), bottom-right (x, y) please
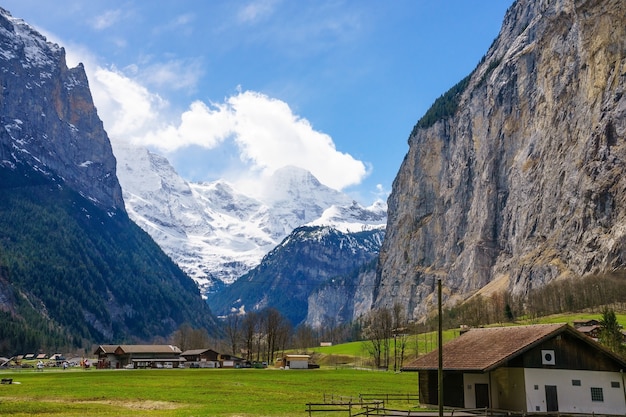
top-left (402, 324), bottom-right (626, 414)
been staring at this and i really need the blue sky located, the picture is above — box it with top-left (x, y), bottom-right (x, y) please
top-left (2, 0), bottom-right (513, 204)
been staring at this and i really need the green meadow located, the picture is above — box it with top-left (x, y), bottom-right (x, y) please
top-left (0, 368), bottom-right (417, 417)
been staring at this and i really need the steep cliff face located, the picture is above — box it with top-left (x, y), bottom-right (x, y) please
top-left (0, 8), bottom-right (123, 210)
top-left (376, 0), bottom-right (626, 319)
top-left (306, 260), bottom-right (377, 328)
top-left (0, 8), bottom-right (217, 352)
top-left (208, 226), bottom-right (384, 326)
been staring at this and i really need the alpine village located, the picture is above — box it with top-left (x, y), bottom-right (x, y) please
top-left (1, 0), bottom-right (626, 416)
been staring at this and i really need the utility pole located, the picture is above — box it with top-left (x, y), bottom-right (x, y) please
top-left (438, 278), bottom-right (443, 417)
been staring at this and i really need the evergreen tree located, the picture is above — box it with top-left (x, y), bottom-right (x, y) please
top-left (599, 308), bottom-right (624, 355)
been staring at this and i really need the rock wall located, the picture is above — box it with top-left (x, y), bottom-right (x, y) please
top-left (376, 0), bottom-right (626, 319)
top-left (0, 8), bottom-right (123, 211)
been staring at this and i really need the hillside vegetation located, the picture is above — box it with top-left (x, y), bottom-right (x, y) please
top-left (0, 165), bottom-right (217, 355)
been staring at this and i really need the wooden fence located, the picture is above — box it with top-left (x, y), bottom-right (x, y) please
top-left (306, 392), bottom-right (418, 416)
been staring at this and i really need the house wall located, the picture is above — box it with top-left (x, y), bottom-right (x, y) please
top-left (463, 373), bottom-right (490, 409)
top-left (524, 368), bottom-right (626, 415)
top-left (491, 367), bottom-right (525, 411)
top-left (287, 359), bottom-right (308, 369)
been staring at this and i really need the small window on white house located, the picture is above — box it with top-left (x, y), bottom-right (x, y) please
top-left (534, 385), bottom-right (539, 390)
top-left (611, 381), bottom-right (621, 388)
top-left (591, 387), bottom-right (604, 402)
top-left (572, 380), bottom-right (581, 386)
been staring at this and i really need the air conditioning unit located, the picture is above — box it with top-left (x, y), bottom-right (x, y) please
top-left (542, 350), bottom-right (555, 365)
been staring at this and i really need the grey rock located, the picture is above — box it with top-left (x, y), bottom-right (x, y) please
top-left (0, 8), bottom-right (123, 211)
top-left (376, 0), bottom-right (626, 320)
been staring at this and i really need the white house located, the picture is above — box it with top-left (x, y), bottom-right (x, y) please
top-left (403, 323), bottom-right (626, 415)
top-left (276, 354), bottom-right (310, 369)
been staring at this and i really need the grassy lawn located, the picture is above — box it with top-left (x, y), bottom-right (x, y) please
top-left (0, 367), bottom-right (417, 416)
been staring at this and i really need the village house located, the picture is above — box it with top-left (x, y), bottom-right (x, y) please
top-left (94, 345), bottom-right (184, 369)
top-left (180, 348), bottom-right (220, 368)
top-left (402, 324), bottom-right (626, 415)
top-left (275, 354), bottom-right (311, 369)
top-left (573, 319), bottom-right (602, 340)
top-left (219, 353), bottom-right (245, 368)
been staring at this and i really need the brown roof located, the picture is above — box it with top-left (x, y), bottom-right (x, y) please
top-left (576, 325), bottom-right (601, 333)
top-left (117, 345), bottom-right (181, 354)
top-left (403, 323), bottom-right (582, 372)
top-left (95, 345), bottom-right (119, 354)
top-left (181, 348), bottom-right (219, 356)
top-left (95, 345), bottom-right (182, 355)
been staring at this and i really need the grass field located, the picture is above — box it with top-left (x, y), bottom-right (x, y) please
top-left (0, 367), bottom-right (417, 416)
top-left (2, 312), bottom-right (619, 416)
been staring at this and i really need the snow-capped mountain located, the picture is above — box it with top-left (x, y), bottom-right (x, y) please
top-left (111, 141), bottom-right (387, 296)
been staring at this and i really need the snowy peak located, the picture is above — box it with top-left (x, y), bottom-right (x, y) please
top-left (262, 166), bottom-right (344, 202)
top-left (112, 143), bottom-right (387, 294)
top-left (0, 7), bottom-right (61, 69)
top-left (308, 200), bottom-right (387, 233)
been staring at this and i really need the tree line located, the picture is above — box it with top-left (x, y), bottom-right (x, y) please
top-left (171, 271), bottom-right (626, 366)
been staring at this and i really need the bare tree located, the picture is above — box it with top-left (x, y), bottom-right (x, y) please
top-left (263, 308), bottom-right (291, 364)
top-left (172, 323), bottom-right (208, 351)
top-left (172, 323), bottom-right (193, 351)
top-left (362, 306), bottom-right (393, 369)
top-left (293, 324), bottom-right (317, 351)
top-left (224, 313), bottom-right (241, 355)
top-left (242, 312), bottom-right (259, 362)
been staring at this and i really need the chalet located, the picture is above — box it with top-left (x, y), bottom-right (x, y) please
top-left (402, 324), bottom-right (626, 415)
top-left (219, 353), bottom-right (245, 368)
top-left (276, 354), bottom-right (311, 369)
top-left (576, 324), bottom-right (602, 340)
top-left (181, 348), bottom-right (220, 368)
top-left (573, 319), bottom-right (600, 328)
top-left (94, 345), bottom-right (184, 369)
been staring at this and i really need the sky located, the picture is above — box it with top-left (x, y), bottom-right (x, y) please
top-left (2, 0), bottom-right (514, 205)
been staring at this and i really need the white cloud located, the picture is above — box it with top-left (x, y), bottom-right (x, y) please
top-left (92, 9), bottom-right (123, 30)
top-left (64, 54), bottom-right (367, 192)
top-left (128, 90), bottom-right (367, 191)
top-left (237, 0), bottom-right (281, 24)
top-left (90, 66), bottom-right (168, 139)
top-left (141, 59), bottom-right (204, 92)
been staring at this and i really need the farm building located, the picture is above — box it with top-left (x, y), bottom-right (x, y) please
top-left (276, 354), bottom-right (311, 369)
top-left (402, 324), bottom-right (626, 415)
top-left (181, 348), bottom-right (220, 368)
top-left (219, 353), bottom-right (245, 368)
top-left (94, 345), bottom-right (184, 369)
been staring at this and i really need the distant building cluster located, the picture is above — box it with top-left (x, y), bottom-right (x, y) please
top-left (93, 345), bottom-right (312, 370)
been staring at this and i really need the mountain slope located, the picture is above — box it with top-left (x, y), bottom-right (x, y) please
top-left (207, 225), bottom-right (384, 326)
top-left (376, 0), bottom-right (626, 320)
top-left (0, 7), bottom-right (217, 353)
top-left (113, 140), bottom-right (387, 294)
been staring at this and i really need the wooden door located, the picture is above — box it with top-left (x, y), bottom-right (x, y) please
top-left (475, 383), bottom-right (490, 408)
top-left (545, 385), bottom-right (559, 412)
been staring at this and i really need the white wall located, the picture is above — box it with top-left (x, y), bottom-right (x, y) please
top-left (463, 373), bottom-right (491, 409)
top-left (287, 360), bottom-right (308, 369)
top-left (524, 368), bottom-right (626, 415)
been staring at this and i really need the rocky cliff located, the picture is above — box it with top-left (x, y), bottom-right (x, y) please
top-left (208, 225), bottom-right (384, 326)
top-left (0, 8), bottom-right (123, 211)
top-left (0, 8), bottom-right (217, 352)
top-left (376, 0), bottom-right (626, 319)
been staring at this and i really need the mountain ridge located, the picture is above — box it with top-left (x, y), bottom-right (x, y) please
top-left (375, 0), bottom-right (626, 320)
top-left (0, 7), bottom-right (217, 353)
top-left (112, 140), bottom-right (387, 296)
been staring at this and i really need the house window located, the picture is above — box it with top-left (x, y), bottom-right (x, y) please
top-left (534, 385), bottom-right (539, 390)
top-left (572, 380), bottom-right (581, 386)
top-left (591, 387), bottom-right (604, 402)
top-left (611, 381), bottom-right (621, 388)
